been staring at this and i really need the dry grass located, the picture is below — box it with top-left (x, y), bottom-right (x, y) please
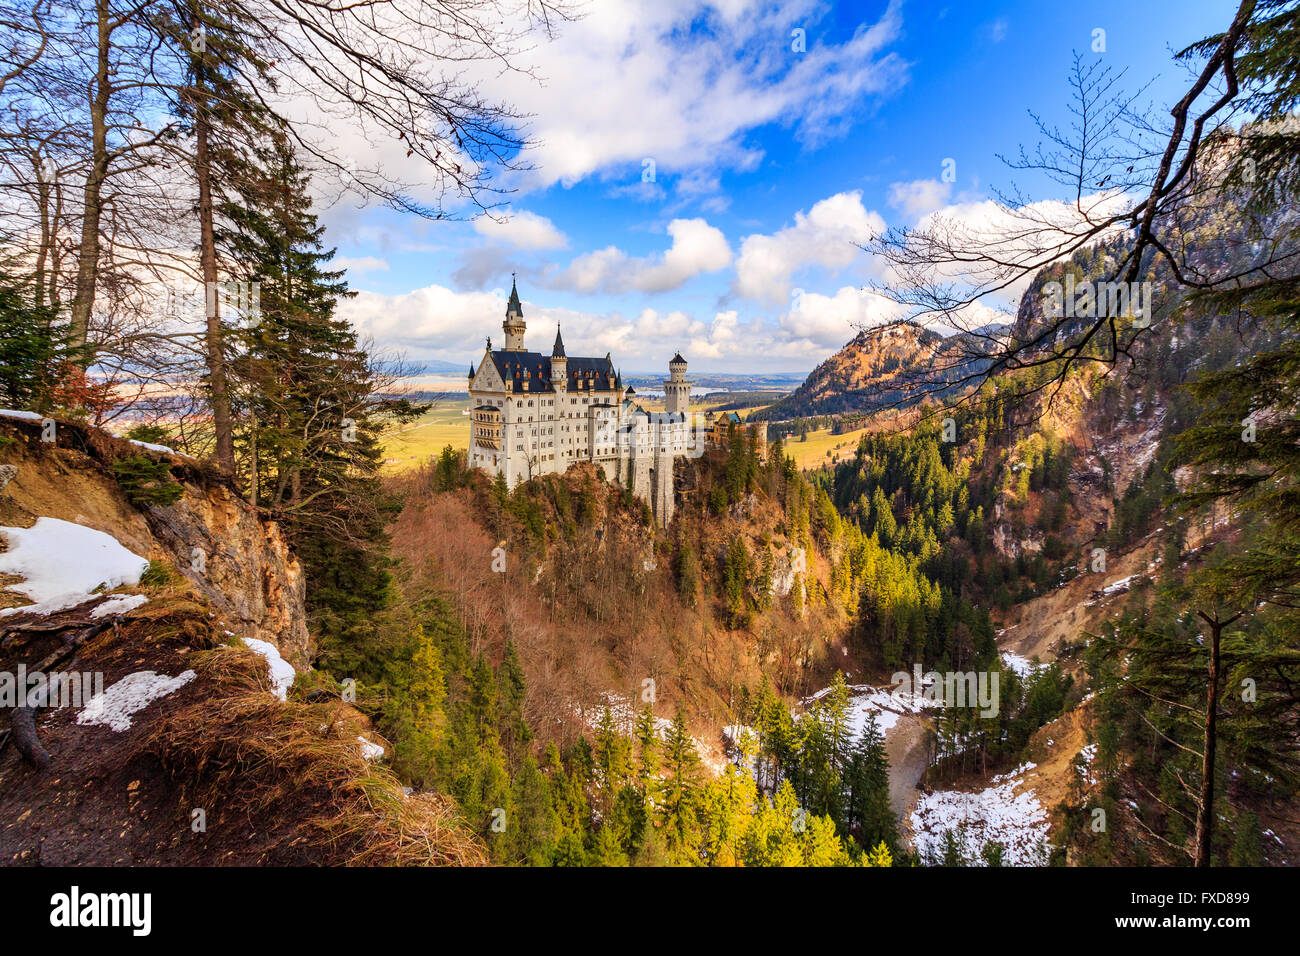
top-left (144, 644), bottom-right (487, 866)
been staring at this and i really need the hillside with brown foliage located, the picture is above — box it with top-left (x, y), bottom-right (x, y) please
top-left (385, 445), bottom-right (858, 753)
top-left (751, 321), bottom-right (989, 421)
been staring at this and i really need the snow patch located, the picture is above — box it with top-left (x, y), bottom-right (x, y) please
top-left (578, 694), bottom-right (673, 738)
top-left (911, 767), bottom-right (1049, 866)
top-left (1076, 743), bottom-right (1099, 785)
top-left (128, 438), bottom-right (177, 454)
top-left (242, 637), bottom-right (296, 701)
top-left (0, 518), bottom-right (149, 617)
top-left (1000, 651), bottom-right (1043, 679)
top-left (803, 681), bottom-right (928, 736)
top-left (90, 593), bottom-right (150, 618)
top-left (358, 736), bottom-right (385, 760)
top-left (991, 761), bottom-right (1037, 784)
top-left (1101, 574), bottom-right (1139, 596)
top-left (77, 669), bottom-right (196, 731)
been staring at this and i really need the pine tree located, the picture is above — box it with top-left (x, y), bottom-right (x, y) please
top-left (506, 754), bottom-right (560, 866)
top-left (673, 538), bottom-right (700, 609)
top-left (722, 536), bottom-right (751, 627)
top-left (845, 712), bottom-right (898, 852)
top-left (593, 705), bottom-right (631, 817)
top-left (0, 275), bottom-right (65, 411)
top-left (661, 710), bottom-right (700, 858)
top-left (221, 134), bottom-right (420, 667)
top-left (1166, 9), bottom-right (1300, 866)
top-left (160, 0), bottom-right (284, 472)
top-left (496, 640), bottom-right (530, 764)
top-left (634, 704), bottom-right (662, 810)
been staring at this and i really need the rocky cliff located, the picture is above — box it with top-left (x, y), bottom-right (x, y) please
top-left (0, 414), bottom-right (310, 666)
top-left (751, 321), bottom-right (994, 421)
top-left (0, 412), bottom-right (484, 865)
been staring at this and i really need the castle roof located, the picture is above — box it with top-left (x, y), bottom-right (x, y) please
top-left (485, 350), bottom-right (616, 393)
top-left (552, 326), bottom-right (566, 358)
top-left (670, 352), bottom-right (686, 365)
top-left (507, 277), bottom-right (523, 315)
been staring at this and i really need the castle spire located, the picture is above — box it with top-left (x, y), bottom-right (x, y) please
top-left (552, 324), bottom-right (565, 358)
top-left (503, 275), bottom-right (526, 351)
top-left (507, 274), bottom-right (523, 316)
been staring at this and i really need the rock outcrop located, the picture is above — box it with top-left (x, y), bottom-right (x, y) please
top-left (0, 415), bottom-right (309, 666)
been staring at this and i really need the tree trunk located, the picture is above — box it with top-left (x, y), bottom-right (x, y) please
top-left (11, 706), bottom-right (50, 768)
top-left (1195, 620), bottom-right (1219, 866)
top-left (190, 31), bottom-right (235, 474)
top-left (250, 407), bottom-right (258, 509)
top-left (68, 0), bottom-right (112, 355)
top-left (1194, 610), bottom-right (1239, 867)
top-left (32, 153), bottom-right (50, 309)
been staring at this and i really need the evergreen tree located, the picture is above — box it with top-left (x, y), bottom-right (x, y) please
top-left (661, 709), bottom-right (700, 858)
top-left (673, 538), bottom-right (700, 609)
top-left (0, 275), bottom-right (69, 411)
top-left (634, 704), bottom-right (662, 811)
top-left (221, 134), bottom-right (420, 667)
top-left (593, 705), bottom-right (632, 817)
top-left (845, 712), bottom-right (898, 852)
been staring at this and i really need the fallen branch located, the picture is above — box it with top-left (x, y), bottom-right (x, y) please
top-left (10, 705), bottom-right (50, 769)
top-left (0, 620), bottom-right (112, 769)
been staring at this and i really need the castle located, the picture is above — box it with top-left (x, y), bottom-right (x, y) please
top-left (467, 280), bottom-right (698, 526)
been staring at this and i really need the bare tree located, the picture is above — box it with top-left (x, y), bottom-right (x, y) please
top-left (1, 0), bottom-right (579, 476)
top-left (860, 0), bottom-right (1294, 421)
top-left (230, 0), bottom-right (577, 218)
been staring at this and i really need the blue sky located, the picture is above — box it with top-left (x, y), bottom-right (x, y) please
top-left (325, 0), bottom-right (1236, 375)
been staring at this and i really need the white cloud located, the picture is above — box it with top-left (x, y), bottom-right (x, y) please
top-left (337, 280), bottom-right (831, 371)
top-left (342, 286), bottom-right (507, 356)
top-left (782, 286), bottom-right (904, 347)
top-left (733, 190), bottom-right (885, 305)
top-left (481, 0), bottom-right (908, 194)
top-left (887, 178), bottom-right (953, 220)
top-left (472, 210), bottom-right (567, 250)
top-left (273, 0), bottom-right (908, 271)
top-left (554, 217), bottom-right (732, 294)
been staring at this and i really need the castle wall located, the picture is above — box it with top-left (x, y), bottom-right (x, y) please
top-left (468, 300), bottom-right (688, 527)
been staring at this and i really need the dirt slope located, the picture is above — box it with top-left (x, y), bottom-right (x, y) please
top-left (0, 414), bottom-right (485, 866)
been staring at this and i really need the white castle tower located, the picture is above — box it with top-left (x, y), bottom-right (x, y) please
top-left (664, 352), bottom-right (690, 414)
top-left (550, 325), bottom-right (567, 389)
top-left (502, 276), bottom-right (526, 351)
